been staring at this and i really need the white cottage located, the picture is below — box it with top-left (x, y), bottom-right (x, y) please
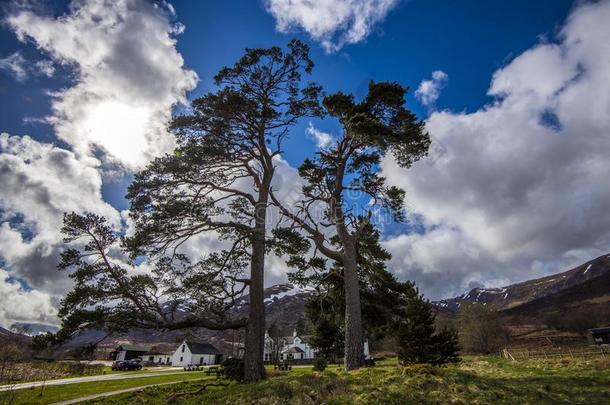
top-left (143, 350), bottom-right (173, 365)
top-left (263, 329), bottom-right (370, 361)
top-left (171, 340), bottom-right (222, 367)
top-left (279, 330), bottom-right (317, 360)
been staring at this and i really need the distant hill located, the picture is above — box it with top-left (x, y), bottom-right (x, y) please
top-left (434, 254), bottom-right (610, 313)
top-left (0, 325), bottom-right (31, 344)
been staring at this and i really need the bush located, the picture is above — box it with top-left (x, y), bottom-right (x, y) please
top-left (457, 302), bottom-right (508, 354)
top-left (364, 358), bottom-right (376, 367)
top-left (313, 355), bottom-right (327, 371)
top-left (221, 358), bottom-right (244, 381)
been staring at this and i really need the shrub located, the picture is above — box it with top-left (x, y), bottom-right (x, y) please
top-left (396, 290), bottom-right (461, 365)
top-left (457, 302), bottom-right (508, 354)
top-left (313, 355), bottom-right (327, 371)
top-left (364, 358), bottom-right (376, 367)
top-left (221, 358), bottom-right (244, 381)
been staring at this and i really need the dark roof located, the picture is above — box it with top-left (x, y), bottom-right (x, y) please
top-left (117, 345), bottom-right (151, 352)
top-left (185, 341), bottom-right (221, 355)
top-left (590, 327), bottom-right (610, 334)
top-left (282, 346), bottom-right (304, 353)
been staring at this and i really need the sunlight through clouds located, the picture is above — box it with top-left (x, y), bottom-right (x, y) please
top-left (6, 0), bottom-right (198, 169)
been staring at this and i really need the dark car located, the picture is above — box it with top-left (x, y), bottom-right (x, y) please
top-left (111, 360), bottom-right (125, 371)
top-left (112, 359), bottom-right (143, 371)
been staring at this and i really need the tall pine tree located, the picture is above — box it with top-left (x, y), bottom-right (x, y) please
top-left (271, 82), bottom-right (430, 370)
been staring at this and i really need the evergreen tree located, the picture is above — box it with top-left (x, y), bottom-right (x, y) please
top-left (395, 288), bottom-right (460, 365)
top-left (272, 82), bottom-right (430, 370)
top-left (46, 213), bottom-right (248, 340)
top-left (42, 41), bottom-right (321, 383)
top-left (124, 40), bottom-right (321, 382)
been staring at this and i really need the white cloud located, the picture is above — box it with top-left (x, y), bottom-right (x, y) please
top-left (264, 0), bottom-right (400, 52)
top-left (34, 60), bottom-right (55, 77)
top-left (306, 122), bottom-right (335, 148)
top-left (382, 0), bottom-right (610, 299)
top-left (414, 70), bottom-right (448, 109)
top-left (0, 269), bottom-right (57, 328)
top-left (6, 0), bottom-right (198, 170)
top-left (0, 51), bottom-right (28, 81)
top-left (0, 133), bottom-right (121, 327)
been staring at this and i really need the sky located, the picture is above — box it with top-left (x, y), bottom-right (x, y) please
top-left (1, 0), bottom-right (609, 329)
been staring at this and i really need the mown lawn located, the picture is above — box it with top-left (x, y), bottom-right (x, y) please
top-left (0, 371), bottom-right (212, 405)
top-left (87, 356), bottom-right (610, 405)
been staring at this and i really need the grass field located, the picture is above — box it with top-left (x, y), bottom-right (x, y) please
top-left (89, 356), bottom-right (610, 405)
top-left (1, 356), bottom-right (609, 404)
top-left (0, 371), bottom-right (211, 405)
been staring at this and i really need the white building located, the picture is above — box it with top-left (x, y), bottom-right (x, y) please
top-left (263, 329), bottom-right (370, 361)
top-left (143, 350), bottom-right (173, 365)
top-left (112, 344), bottom-right (151, 361)
top-left (171, 340), bottom-right (222, 367)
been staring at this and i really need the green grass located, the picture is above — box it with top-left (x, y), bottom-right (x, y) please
top-left (2, 356), bottom-right (609, 404)
top-left (0, 363), bottom-right (182, 386)
top-left (87, 356), bottom-right (610, 405)
top-left (0, 371), bottom-right (212, 405)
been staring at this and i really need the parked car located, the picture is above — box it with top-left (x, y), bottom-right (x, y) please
top-left (111, 359), bottom-right (143, 371)
top-left (111, 360), bottom-right (124, 371)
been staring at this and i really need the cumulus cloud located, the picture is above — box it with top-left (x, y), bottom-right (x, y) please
top-left (6, 0), bottom-right (198, 169)
top-left (0, 51), bottom-right (28, 81)
top-left (0, 269), bottom-right (58, 328)
top-left (0, 133), bottom-right (120, 297)
top-left (382, 0), bottom-right (610, 299)
top-left (264, 0), bottom-right (400, 52)
top-left (306, 122), bottom-right (335, 148)
top-left (414, 70), bottom-right (448, 109)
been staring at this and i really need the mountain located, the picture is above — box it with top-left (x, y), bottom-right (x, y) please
top-left (0, 326), bottom-right (31, 344)
top-left (55, 254), bottom-right (610, 354)
top-left (233, 283), bottom-right (315, 331)
top-left (434, 254), bottom-right (610, 312)
top-left (10, 322), bottom-right (59, 335)
top-left (55, 283), bottom-right (316, 357)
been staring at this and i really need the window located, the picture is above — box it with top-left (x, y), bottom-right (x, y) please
top-left (180, 357), bottom-right (183, 362)
top-left (149, 356), bottom-right (154, 361)
top-left (200, 357), bottom-right (203, 365)
top-left (181, 345), bottom-right (185, 353)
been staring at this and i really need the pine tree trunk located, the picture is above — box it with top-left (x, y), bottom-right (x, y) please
top-left (338, 225), bottom-right (365, 371)
top-left (242, 182), bottom-right (269, 383)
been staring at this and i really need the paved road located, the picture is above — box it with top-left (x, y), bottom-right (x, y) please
top-left (0, 368), bottom-right (188, 392)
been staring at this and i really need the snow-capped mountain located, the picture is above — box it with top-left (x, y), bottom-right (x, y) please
top-left (434, 253), bottom-right (610, 314)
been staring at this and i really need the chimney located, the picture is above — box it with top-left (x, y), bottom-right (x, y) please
top-left (293, 328), bottom-right (297, 337)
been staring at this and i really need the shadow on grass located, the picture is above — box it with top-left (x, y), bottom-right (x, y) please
top-left (85, 364), bottom-right (610, 405)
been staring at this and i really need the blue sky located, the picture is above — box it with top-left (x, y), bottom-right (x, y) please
top-left (0, 0), bottom-right (574, 209)
top-left (2, 0), bottom-right (610, 327)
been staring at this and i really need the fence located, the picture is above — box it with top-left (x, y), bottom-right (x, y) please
top-left (501, 345), bottom-right (608, 361)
